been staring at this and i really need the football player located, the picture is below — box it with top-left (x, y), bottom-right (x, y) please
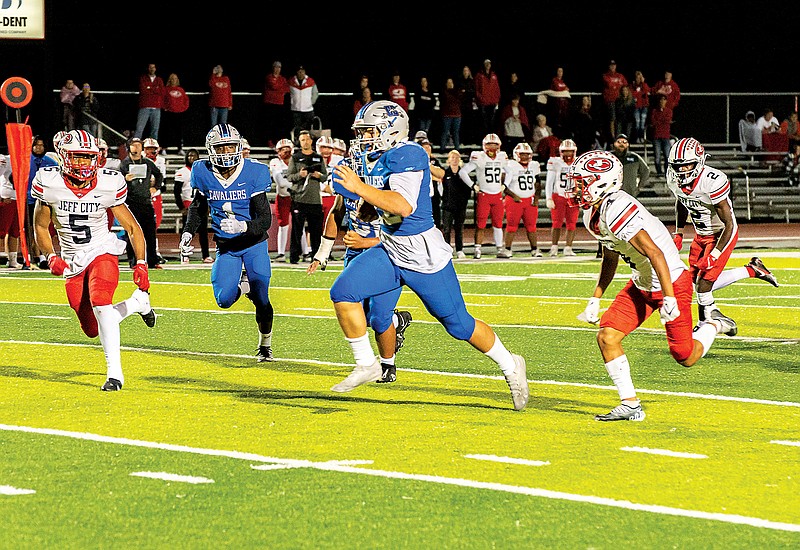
top-left (268, 138), bottom-right (294, 262)
top-left (570, 150), bottom-right (733, 421)
top-left (458, 133), bottom-right (509, 258)
top-left (179, 124), bottom-right (275, 362)
top-left (499, 142), bottom-right (542, 258)
top-left (328, 100), bottom-right (529, 410)
top-left (545, 138), bottom-right (579, 257)
top-left (316, 135), bottom-right (342, 225)
top-left (143, 137), bottom-right (167, 264)
top-left (32, 130), bottom-right (155, 391)
top-left (667, 137), bottom-right (778, 335)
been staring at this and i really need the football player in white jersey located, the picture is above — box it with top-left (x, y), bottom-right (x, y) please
top-left (268, 138), bottom-right (294, 261)
top-left (329, 100), bottom-right (528, 410)
top-left (667, 138), bottom-right (779, 334)
top-left (32, 130), bottom-right (155, 392)
top-left (545, 139), bottom-right (580, 256)
top-left (499, 142), bottom-right (542, 257)
top-left (143, 137), bottom-right (167, 264)
top-left (569, 150), bottom-right (732, 421)
top-left (458, 133), bottom-right (509, 258)
top-left (316, 135), bottom-right (342, 225)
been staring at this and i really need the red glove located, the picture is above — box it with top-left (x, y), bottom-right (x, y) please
top-left (133, 261), bottom-right (150, 291)
top-left (672, 233), bottom-right (683, 250)
top-left (47, 254), bottom-right (68, 276)
top-left (697, 250), bottom-right (721, 272)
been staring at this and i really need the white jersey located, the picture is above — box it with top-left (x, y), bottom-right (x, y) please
top-left (321, 153), bottom-right (343, 198)
top-left (666, 165), bottom-right (732, 236)
top-left (174, 165), bottom-right (192, 203)
top-left (545, 156), bottom-right (573, 199)
top-left (503, 160), bottom-right (540, 200)
top-left (100, 157), bottom-right (121, 171)
top-left (583, 191), bottom-right (686, 292)
top-left (458, 150), bottom-right (509, 194)
top-left (269, 157), bottom-right (292, 198)
top-left (149, 154), bottom-right (167, 197)
top-left (31, 166), bottom-right (128, 277)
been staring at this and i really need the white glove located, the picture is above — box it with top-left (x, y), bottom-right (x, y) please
top-left (546, 198), bottom-right (556, 210)
top-left (472, 184), bottom-right (480, 194)
top-left (578, 297), bottom-right (601, 324)
top-left (660, 296), bottom-right (680, 325)
top-left (220, 218), bottom-right (248, 235)
top-left (179, 232), bottom-right (194, 257)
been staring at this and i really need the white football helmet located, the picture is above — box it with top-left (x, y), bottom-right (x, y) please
top-left (559, 138), bottom-right (577, 162)
top-left (351, 100), bottom-right (409, 159)
top-left (60, 130), bottom-right (100, 182)
top-left (315, 135), bottom-right (334, 155)
top-left (205, 123), bottom-right (243, 168)
top-left (332, 138), bottom-right (347, 155)
top-left (566, 150), bottom-right (623, 209)
top-left (512, 142), bottom-right (533, 162)
top-left (667, 137), bottom-right (707, 187)
top-left (482, 133), bottom-right (502, 151)
top-left (275, 138), bottom-right (293, 153)
top-left (52, 131), bottom-right (67, 156)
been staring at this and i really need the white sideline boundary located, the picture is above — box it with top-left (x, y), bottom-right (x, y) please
top-left (1, 339), bottom-right (798, 408)
top-left (0, 423), bottom-right (797, 533)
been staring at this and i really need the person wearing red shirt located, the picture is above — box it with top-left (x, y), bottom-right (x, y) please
top-left (262, 61), bottom-right (290, 147)
top-left (653, 70), bottom-right (680, 111)
top-left (601, 60), bottom-right (629, 145)
top-left (631, 70), bottom-right (650, 144)
top-left (209, 65), bottom-right (233, 127)
top-left (162, 73), bottom-right (189, 152)
top-left (474, 58), bottom-right (502, 136)
top-left (135, 63), bottom-right (165, 140)
top-left (387, 72), bottom-right (408, 112)
top-left (648, 95), bottom-right (673, 176)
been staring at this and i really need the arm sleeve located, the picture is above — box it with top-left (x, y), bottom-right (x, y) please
top-left (458, 163), bottom-right (474, 186)
top-left (181, 191), bottom-right (207, 236)
top-left (545, 168), bottom-right (556, 200)
top-left (245, 191), bottom-right (272, 236)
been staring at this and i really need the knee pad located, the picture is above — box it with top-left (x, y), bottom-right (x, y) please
top-left (438, 309), bottom-right (475, 341)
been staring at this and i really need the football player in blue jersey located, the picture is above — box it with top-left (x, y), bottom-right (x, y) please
top-left (179, 124), bottom-right (276, 362)
top-left (327, 100), bottom-right (529, 410)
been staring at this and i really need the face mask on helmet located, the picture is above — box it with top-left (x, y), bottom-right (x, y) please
top-left (513, 142), bottom-right (533, 163)
top-left (667, 137), bottom-right (707, 187)
top-left (351, 100), bottom-right (409, 160)
top-left (60, 130), bottom-right (100, 182)
top-left (566, 150), bottom-right (623, 209)
top-left (206, 123), bottom-right (243, 168)
top-left (316, 135), bottom-right (335, 156)
top-left (559, 139), bottom-right (577, 162)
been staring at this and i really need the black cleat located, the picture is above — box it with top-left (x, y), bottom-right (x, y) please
top-left (140, 309), bottom-right (156, 328)
top-left (256, 346), bottom-right (274, 362)
top-left (101, 378), bottom-right (123, 391)
top-left (38, 259), bottom-right (49, 270)
top-left (394, 310), bottom-right (412, 353)
top-left (747, 257), bottom-right (779, 287)
top-left (376, 363), bottom-right (396, 384)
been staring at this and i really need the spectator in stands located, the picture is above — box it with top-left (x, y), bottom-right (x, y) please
top-left (162, 73), bottom-right (189, 153)
top-left (388, 71), bottom-right (409, 112)
top-left (262, 61), bottom-right (290, 148)
top-left (135, 63), bottom-right (164, 140)
top-left (738, 110), bottom-right (762, 153)
top-left (174, 149), bottom-right (210, 263)
top-left (601, 60), bottom-right (628, 147)
top-left (441, 149), bottom-right (469, 258)
top-left (781, 111), bottom-right (800, 150)
top-left (74, 82), bottom-right (100, 136)
top-left (648, 94), bottom-right (673, 176)
top-left (439, 77), bottom-right (463, 150)
top-left (286, 130), bottom-right (326, 264)
top-left (502, 71), bottom-right (524, 111)
top-left (756, 108), bottom-right (780, 134)
top-left (531, 113), bottom-right (552, 154)
top-left (500, 94), bottom-right (530, 155)
top-left (288, 66), bottom-right (319, 137)
top-left (353, 74), bottom-right (369, 102)
top-left (353, 87), bottom-right (372, 116)
top-left (631, 70), bottom-right (650, 143)
top-left (59, 79), bottom-right (81, 131)
top-left (783, 141), bottom-right (800, 187)
top-left (457, 65), bottom-right (479, 146)
top-left (475, 59), bottom-right (502, 136)
top-left (571, 95), bottom-right (599, 154)
top-left (653, 70), bottom-right (680, 112)
top-left (614, 85), bottom-right (636, 141)
top-left (208, 65), bottom-right (232, 127)
top-left (411, 76), bottom-right (436, 137)
top-left (549, 67), bottom-right (570, 136)
top-left (610, 133), bottom-right (650, 197)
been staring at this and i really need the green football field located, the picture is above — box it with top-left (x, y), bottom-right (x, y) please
top-left (1, 250), bottom-right (798, 548)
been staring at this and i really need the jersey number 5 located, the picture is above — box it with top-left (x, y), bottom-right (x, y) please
top-left (69, 214), bottom-right (92, 244)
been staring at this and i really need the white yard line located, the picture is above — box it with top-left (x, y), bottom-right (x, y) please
top-left (129, 472), bottom-right (214, 484)
top-left (770, 440), bottom-right (800, 447)
top-left (464, 454), bottom-right (550, 467)
top-left (0, 424), bottom-right (797, 533)
top-left (620, 447), bottom-right (707, 459)
top-left (0, 485), bottom-right (36, 495)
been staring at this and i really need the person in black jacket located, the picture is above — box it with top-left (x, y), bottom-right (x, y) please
top-left (119, 137), bottom-right (162, 268)
top-left (286, 130), bottom-right (327, 264)
top-left (440, 149), bottom-right (472, 258)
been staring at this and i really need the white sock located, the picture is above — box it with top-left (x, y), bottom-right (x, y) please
top-left (484, 333), bottom-right (516, 376)
top-left (712, 267), bottom-right (749, 291)
top-left (111, 296), bottom-right (142, 320)
top-left (392, 312), bottom-right (399, 328)
top-left (93, 305), bottom-right (124, 385)
top-left (259, 332), bottom-right (272, 347)
top-left (493, 227), bottom-right (503, 248)
top-left (381, 354), bottom-right (396, 365)
top-left (604, 354), bottom-right (636, 401)
top-left (346, 333), bottom-right (375, 367)
top-left (301, 230), bottom-right (310, 254)
top-left (693, 321), bottom-right (718, 358)
top-left (277, 226), bottom-right (288, 255)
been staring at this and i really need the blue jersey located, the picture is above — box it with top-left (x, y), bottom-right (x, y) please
top-left (343, 196), bottom-right (381, 264)
top-left (190, 158), bottom-right (271, 238)
top-left (363, 141), bottom-right (433, 237)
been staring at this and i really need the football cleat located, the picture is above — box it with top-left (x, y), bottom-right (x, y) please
top-left (394, 310), bottom-right (412, 353)
top-left (455, 251), bottom-right (466, 259)
top-left (238, 270), bottom-right (250, 296)
top-left (497, 249), bottom-right (513, 258)
top-left (101, 378), bottom-right (123, 392)
top-left (38, 259), bottom-right (49, 270)
top-left (256, 346), bottom-right (274, 362)
top-left (595, 402), bottom-right (645, 421)
top-left (504, 354), bottom-right (529, 411)
top-left (709, 309), bottom-right (738, 337)
top-left (747, 257), bottom-right (779, 287)
top-left (132, 289), bottom-right (156, 328)
top-left (549, 245), bottom-right (558, 257)
top-left (331, 358), bottom-right (382, 392)
top-left (563, 247), bottom-right (576, 257)
top-left (531, 249), bottom-right (543, 258)
top-left (376, 363), bottom-right (396, 384)
top-left (474, 245), bottom-right (481, 259)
